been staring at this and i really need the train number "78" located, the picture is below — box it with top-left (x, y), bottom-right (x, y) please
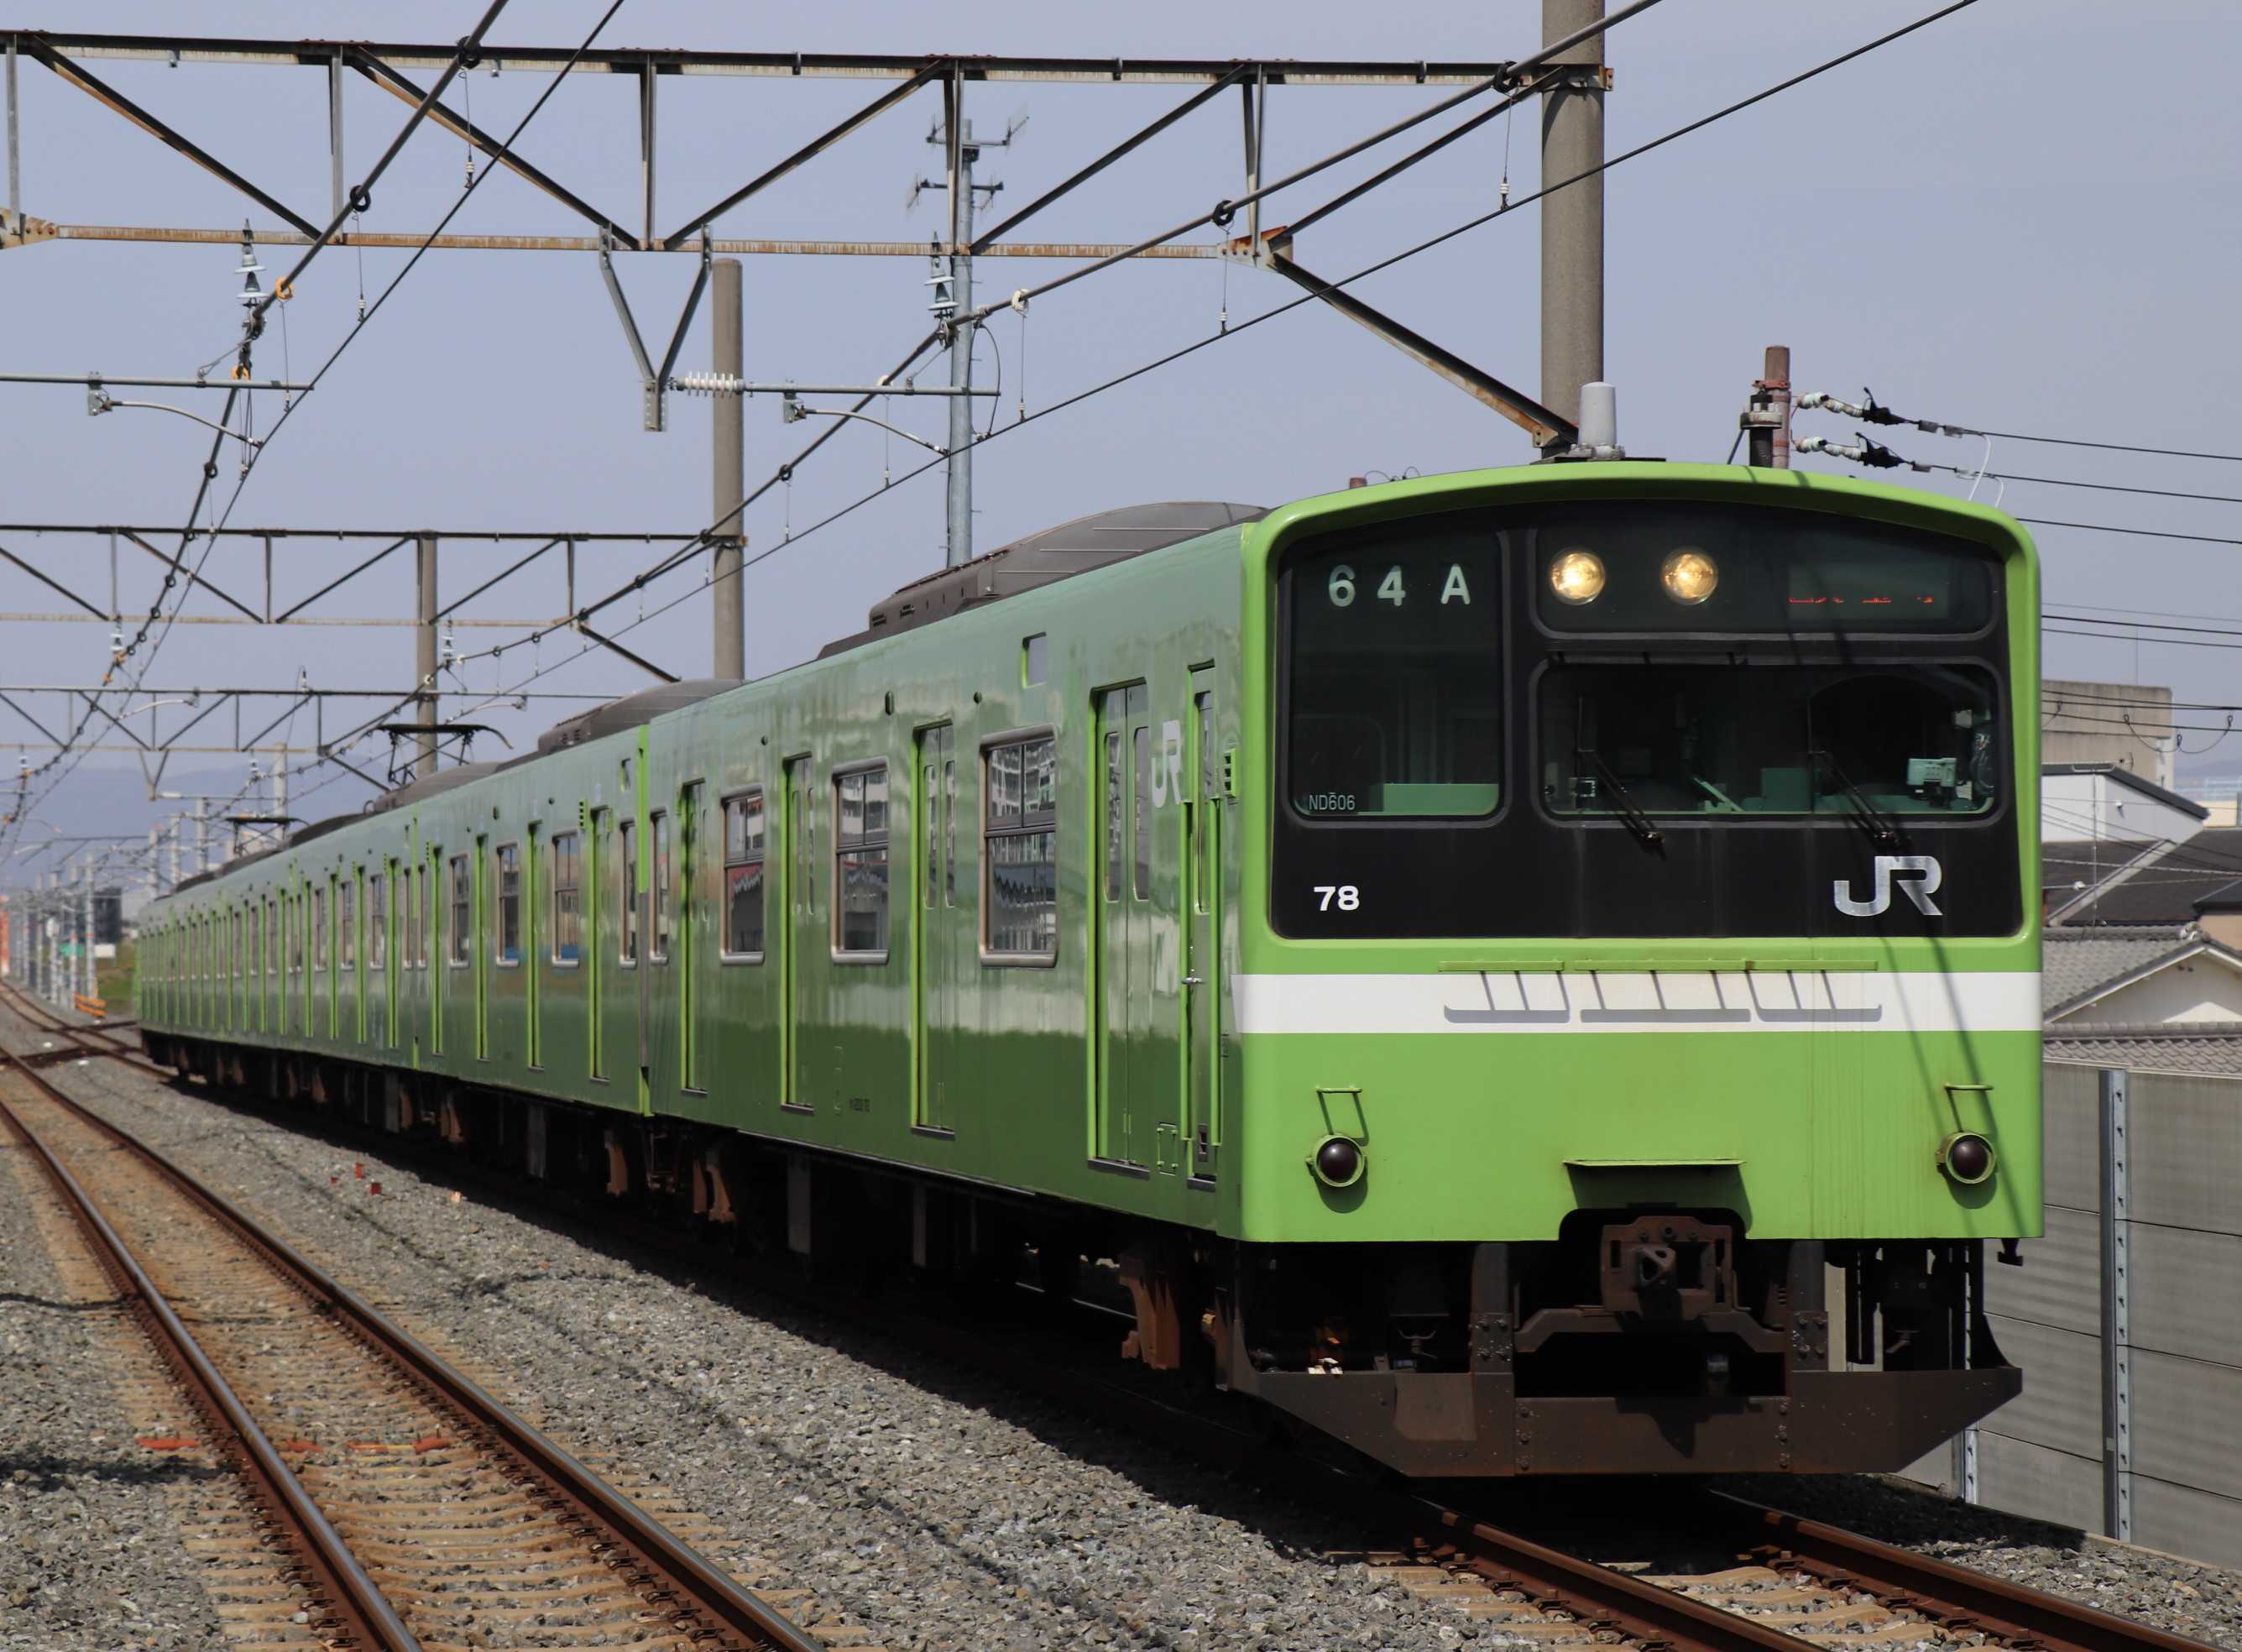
top-left (1313, 885), bottom-right (1361, 912)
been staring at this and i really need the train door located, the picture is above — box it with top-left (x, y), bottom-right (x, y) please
top-left (1184, 671), bottom-right (1220, 1180)
top-left (915, 724), bottom-right (960, 1132)
top-left (781, 754), bottom-right (816, 1111)
top-left (600, 807), bottom-right (642, 1104)
top-left (1096, 683), bottom-right (1183, 1168)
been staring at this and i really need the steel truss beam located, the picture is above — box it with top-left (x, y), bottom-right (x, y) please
top-left (16, 35), bottom-right (1519, 86)
top-left (3, 220), bottom-right (1228, 256)
top-left (0, 524), bottom-right (694, 636)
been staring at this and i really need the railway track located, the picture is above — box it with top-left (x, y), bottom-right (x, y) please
top-left (0, 1034), bottom-right (822, 1652)
top-left (0, 987), bottom-right (2218, 1652)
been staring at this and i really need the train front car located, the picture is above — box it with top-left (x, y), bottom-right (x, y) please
top-left (1226, 463), bottom-right (2038, 1476)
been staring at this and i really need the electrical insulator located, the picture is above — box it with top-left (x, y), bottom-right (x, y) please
top-left (671, 372), bottom-right (748, 397)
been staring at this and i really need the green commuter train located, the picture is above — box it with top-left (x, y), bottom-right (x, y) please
top-left (138, 461), bottom-right (2041, 1476)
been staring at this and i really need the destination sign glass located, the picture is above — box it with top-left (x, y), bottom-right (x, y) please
top-left (1529, 502), bottom-right (1997, 634)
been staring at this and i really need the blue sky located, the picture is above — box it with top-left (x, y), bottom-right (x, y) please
top-left (4, 0), bottom-right (2239, 870)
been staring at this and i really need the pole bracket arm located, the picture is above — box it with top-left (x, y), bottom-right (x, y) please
top-left (598, 226), bottom-right (713, 431)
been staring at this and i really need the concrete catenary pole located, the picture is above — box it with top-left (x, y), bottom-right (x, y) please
top-left (196, 797), bottom-right (212, 873)
top-left (78, 867), bottom-right (91, 1002)
top-left (415, 532), bottom-right (439, 777)
top-left (1539, 0), bottom-right (1605, 442)
top-left (711, 257), bottom-right (745, 678)
top-left (944, 124), bottom-right (977, 567)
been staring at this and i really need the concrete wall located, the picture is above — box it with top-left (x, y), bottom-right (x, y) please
top-left (1913, 1062), bottom-right (2242, 1569)
top-left (2044, 681), bottom-right (2176, 792)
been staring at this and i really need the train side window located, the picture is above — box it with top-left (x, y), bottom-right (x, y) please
top-left (448, 854), bottom-right (471, 966)
top-left (495, 842), bottom-right (522, 965)
top-left (834, 765), bottom-right (889, 959)
top-left (248, 901), bottom-right (262, 980)
top-left (551, 831), bottom-right (581, 965)
top-left (619, 818), bottom-right (639, 965)
top-left (722, 792), bottom-right (766, 960)
top-left (369, 873), bottom-right (386, 967)
top-left (651, 810), bottom-right (672, 963)
top-left (312, 886), bottom-right (327, 968)
top-left (340, 874), bottom-right (356, 971)
top-left (984, 732), bottom-right (1057, 962)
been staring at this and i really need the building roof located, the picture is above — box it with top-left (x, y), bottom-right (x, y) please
top-left (2042, 837), bottom-right (2155, 907)
top-left (2045, 761), bottom-right (2211, 821)
top-left (2042, 925), bottom-right (2194, 1013)
top-left (2044, 1023), bottom-right (2242, 1078)
top-left (2048, 827), bottom-right (2242, 927)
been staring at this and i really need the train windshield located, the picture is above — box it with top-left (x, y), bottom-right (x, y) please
top-left (1540, 663), bottom-right (2001, 819)
top-left (1286, 523), bottom-right (1502, 818)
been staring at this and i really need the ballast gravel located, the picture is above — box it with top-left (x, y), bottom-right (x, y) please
top-left (13, 1033), bottom-right (1494, 1652)
top-left (1730, 1473), bottom-right (2241, 1649)
top-left (9, 1007), bottom-right (2239, 1651)
top-left (0, 1102), bottom-right (230, 1652)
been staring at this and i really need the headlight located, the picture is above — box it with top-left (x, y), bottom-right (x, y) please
top-left (1661, 547), bottom-right (1718, 604)
top-left (1549, 549), bottom-right (1606, 605)
top-left (1938, 1131), bottom-right (1997, 1185)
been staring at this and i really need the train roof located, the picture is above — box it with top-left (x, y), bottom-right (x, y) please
top-left (156, 499), bottom-right (1264, 898)
top-left (822, 499), bottom-right (1266, 657)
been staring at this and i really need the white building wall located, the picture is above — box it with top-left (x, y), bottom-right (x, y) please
top-left (2052, 957), bottom-right (2242, 1027)
top-left (2041, 771), bottom-right (2203, 847)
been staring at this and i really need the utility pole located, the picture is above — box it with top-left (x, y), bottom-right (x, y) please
top-left (926, 100), bottom-right (1015, 567)
top-left (1539, 0), bottom-right (1605, 443)
top-left (1743, 344), bottom-right (1792, 468)
top-left (711, 257), bottom-right (745, 678)
top-left (196, 797), bottom-right (211, 873)
top-left (78, 867), bottom-right (91, 1002)
top-left (415, 532), bottom-right (439, 778)
top-left (943, 128), bottom-right (976, 569)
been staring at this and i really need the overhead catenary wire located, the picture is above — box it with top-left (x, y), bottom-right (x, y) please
top-left (395, 0), bottom-right (1989, 724)
top-left (29, 0), bottom-right (1983, 853)
top-left (3, 0), bottom-right (618, 860)
top-left (1798, 389), bottom-right (2242, 467)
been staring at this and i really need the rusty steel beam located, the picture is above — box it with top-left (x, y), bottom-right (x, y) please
top-left (972, 66), bottom-right (1246, 253)
top-left (118, 529), bottom-right (263, 623)
top-left (0, 520), bottom-right (700, 540)
top-left (13, 34), bottom-right (319, 235)
top-left (23, 34), bottom-right (1517, 86)
top-left (1, 216), bottom-right (1223, 258)
top-left (0, 611), bottom-right (551, 628)
top-left (570, 620), bottom-right (677, 683)
top-left (347, 48), bottom-right (641, 248)
top-left (1258, 244), bottom-right (1574, 447)
top-left (661, 61), bottom-right (943, 248)
top-left (0, 542), bottom-right (108, 619)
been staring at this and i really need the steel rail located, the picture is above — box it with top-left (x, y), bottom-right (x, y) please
top-left (1711, 1493), bottom-right (2222, 1652)
top-left (0, 1032), bottom-right (824, 1652)
top-left (0, 1058), bottom-right (418, 1650)
top-left (1416, 1500), bottom-right (1821, 1652)
top-left (60, 993), bottom-right (2215, 1652)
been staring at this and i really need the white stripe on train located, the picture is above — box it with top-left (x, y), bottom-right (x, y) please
top-left (1230, 970), bottom-right (2041, 1036)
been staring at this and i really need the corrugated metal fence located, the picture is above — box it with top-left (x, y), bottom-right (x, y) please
top-left (1915, 1062), bottom-right (2242, 1567)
